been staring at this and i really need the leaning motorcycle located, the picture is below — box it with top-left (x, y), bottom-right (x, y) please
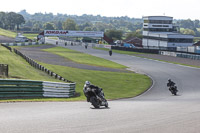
top-left (84, 87), bottom-right (108, 108)
top-left (168, 85), bottom-right (178, 95)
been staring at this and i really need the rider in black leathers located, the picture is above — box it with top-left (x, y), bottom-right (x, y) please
top-left (83, 81), bottom-right (103, 102)
top-left (167, 79), bottom-right (177, 92)
top-left (167, 79), bottom-right (175, 87)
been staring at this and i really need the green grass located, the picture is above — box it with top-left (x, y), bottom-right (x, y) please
top-left (23, 33), bottom-right (38, 40)
top-left (0, 46), bottom-right (62, 82)
top-left (0, 28), bottom-right (38, 40)
top-left (0, 45), bottom-right (152, 102)
top-left (37, 62), bottom-right (152, 100)
top-left (0, 28), bottom-right (16, 38)
top-left (43, 46), bottom-right (127, 69)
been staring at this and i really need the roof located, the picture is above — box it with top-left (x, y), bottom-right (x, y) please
top-left (193, 41), bottom-right (200, 46)
top-left (124, 37), bottom-right (142, 42)
top-left (143, 16), bottom-right (173, 20)
top-left (147, 32), bottom-right (194, 38)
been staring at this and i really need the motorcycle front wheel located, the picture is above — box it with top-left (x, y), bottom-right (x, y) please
top-left (105, 101), bottom-right (108, 108)
top-left (90, 96), bottom-right (100, 108)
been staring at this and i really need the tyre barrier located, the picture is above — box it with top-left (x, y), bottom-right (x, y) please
top-left (0, 79), bottom-right (76, 98)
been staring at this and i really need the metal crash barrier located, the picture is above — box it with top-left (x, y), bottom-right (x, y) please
top-left (0, 79), bottom-right (76, 98)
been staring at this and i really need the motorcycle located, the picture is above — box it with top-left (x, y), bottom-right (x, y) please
top-left (169, 86), bottom-right (178, 95)
top-left (167, 82), bottom-right (178, 95)
top-left (84, 87), bottom-right (108, 108)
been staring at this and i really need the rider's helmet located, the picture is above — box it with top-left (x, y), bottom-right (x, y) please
top-left (85, 81), bottom-right (90, 86)
top-left (168, 79), bottom-right (171, 82)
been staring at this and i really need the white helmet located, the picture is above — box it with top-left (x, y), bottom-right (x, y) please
top-left (85, 81), bottom-right (90, 85)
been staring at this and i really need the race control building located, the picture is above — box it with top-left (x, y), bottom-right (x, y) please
top-left (142, 16), bottom-right (194, 48)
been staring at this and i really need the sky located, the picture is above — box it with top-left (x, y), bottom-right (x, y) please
top-left (1, 0), bottom-right (200, 20)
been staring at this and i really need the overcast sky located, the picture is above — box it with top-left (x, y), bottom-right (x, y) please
top-left (1, 0), bottom-right (200, 20)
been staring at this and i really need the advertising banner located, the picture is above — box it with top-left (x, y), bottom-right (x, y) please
top-left (44, 30), bottom-right (104, 37)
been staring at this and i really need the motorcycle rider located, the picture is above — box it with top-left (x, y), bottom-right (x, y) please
top-left (83, 81), bottom-right (103, 102)
top-left (167, 79), bottom-right (175, 87)
top-left (109, 49), bottom-right (112, 56)
top-left (167, 79), bottom-right (176, 92)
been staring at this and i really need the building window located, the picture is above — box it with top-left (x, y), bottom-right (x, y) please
top-left (168, 38), bottom-right (193, 43)
top-left (152, 25), bottom-right (163, 27)
top-left (147, 20), bottom-right (172, 24)
top-left (163, 25), bottom-right (169, 27)
top-left (143, 28), bottom-right (173, 32)
top-left (143, 36), bottom-right (168, 41)
top-left (144, 20), bottom-right (149, 23)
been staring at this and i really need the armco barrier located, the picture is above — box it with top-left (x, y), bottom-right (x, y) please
top-left (1, 43), bottom-right (74, 83)
top-left (2, 42), bottom-right (42, 46)
top-left (13, 48), bottom-right (73, 83)
top-left (160, 51), bottom-right (200, 60)
top-left (0, 79), bottom-right (75, 98)
top-left (112, 46), bottom-right (160, 54)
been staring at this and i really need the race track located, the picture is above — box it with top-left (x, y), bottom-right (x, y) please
top-left (1, 40), bottom-right (200, 133)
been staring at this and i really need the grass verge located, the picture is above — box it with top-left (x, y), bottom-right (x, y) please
top-left (0, 45), bottom-right (65, 82)
top-left (23, 33), bottom-right (38, 40)
top-left (0, 45), bottom-right (151, 102)
top-left (36, 62), bottom-right (152, 100)
top-left (0, 28), bottom-right (16, 38)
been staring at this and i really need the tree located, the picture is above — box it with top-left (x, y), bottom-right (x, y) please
top-left (79, 22), bottom-right (93, 31)
top-left (125, 30), bottom-right (143, 39)
top-left (43, 22), bottom-right (55, 30)
top-left (105, 29), bottom-right (123, 41)
top-left (6, 12), bottom-right (17, 30)
top-left (83, 27), bottom-right (92, 31)
top-left (0, 12), bottom-right (6, 28)
top-left (62, 18), bottom-right (77, 30)
top-left (57, 21), bottom-right (63, 30)
top-left (15, 14), bottom-right (25, 30)
top-left (32, 23), bottom-right (41, 31)
top-left (180, 28), bottom-right (195, 36)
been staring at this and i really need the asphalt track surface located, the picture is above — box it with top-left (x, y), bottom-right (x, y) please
top-left (1, 39), bottom-right (200, 133)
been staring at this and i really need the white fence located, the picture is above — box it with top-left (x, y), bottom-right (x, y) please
top-left (2, 42), bottom-right (43, 46)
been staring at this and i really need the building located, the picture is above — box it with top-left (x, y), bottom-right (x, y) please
top-left (142, 16), bottom-right (194, 48)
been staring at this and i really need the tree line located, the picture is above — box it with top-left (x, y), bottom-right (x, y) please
top-left (0, 12), bottom-right (25, 30)
top-left (1, 10), bottom-right (200, 41)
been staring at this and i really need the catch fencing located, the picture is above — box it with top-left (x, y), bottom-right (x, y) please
top-left (0, 79), bottom-right (75, 98)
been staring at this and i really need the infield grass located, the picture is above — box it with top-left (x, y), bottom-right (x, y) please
top-left (37, 62), bottom-right (152, 100)
top-left (23, 33), bottom-right (38, 40)
top-left (0, 45), bottom-right (151, 102)
top-left (43, 47), bottom-right (127, 69)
